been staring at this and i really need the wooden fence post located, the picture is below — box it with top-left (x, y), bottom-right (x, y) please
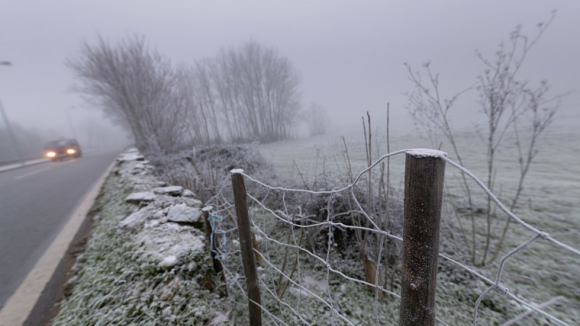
top-left (202, 207), bottom-right (225, 278)
top-left (231, 169), bottom-right (262, 326)
top-left (399, 149), bottom-right (446, 326)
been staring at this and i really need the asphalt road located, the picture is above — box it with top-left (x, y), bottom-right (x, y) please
top-left (0, 149), bottom-right (120, 310)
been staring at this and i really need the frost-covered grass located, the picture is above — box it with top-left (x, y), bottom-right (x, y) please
top-left (52, 155), bottom-right (231, 326)
top-left (60, 127), bottom-right (579, 325)
top-left (213, 210), bottom-right (401, 326)
top-left (211, 209), bottom-right (545, 325)
top-left (258, 129), bottom-right (580, 325)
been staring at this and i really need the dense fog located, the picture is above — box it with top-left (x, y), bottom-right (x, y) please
top-left (1, 1), bottom-right (578, 160)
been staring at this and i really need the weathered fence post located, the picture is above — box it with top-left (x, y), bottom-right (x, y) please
top-left (231, 169), bottom-right (262, 326)
top-left (202, 207), bottom-right (225, 278)
top-left (399, 149), bottom-right (446, 326)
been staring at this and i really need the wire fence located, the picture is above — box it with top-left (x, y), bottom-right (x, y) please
top-left (203, 148), bottom-right (580, 326)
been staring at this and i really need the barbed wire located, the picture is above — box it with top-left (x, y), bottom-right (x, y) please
top-left (204, 148), bottom-right (579, 326)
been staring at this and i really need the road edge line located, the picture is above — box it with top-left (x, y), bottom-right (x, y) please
top-left (0, 159), bottom-right (118, 326)
top-left (0, 159), bottom-right (50, 174)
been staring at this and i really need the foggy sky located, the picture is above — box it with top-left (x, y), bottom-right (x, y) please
top-left (0, 0), bottom-right (578, 139)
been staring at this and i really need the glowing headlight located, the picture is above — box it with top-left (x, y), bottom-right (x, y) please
top-left (46, 151), bottom-right (56, 158)
top-left (66, 149), bottom-right (76, 154)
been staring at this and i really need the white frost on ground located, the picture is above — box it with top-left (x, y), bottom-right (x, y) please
top-left (119, 203), bottom-right (165, 230)
top-left (288, 277), bottom-right (329, 299)
top-left (116, 148), bottom-right (145, 162)
top-left (57, 143), bottom-right (580, 325)
top-left (166, 204), bottom-right (202, 224)
top-left (125, 191), bottom-right (156, 204)
top-left (136, 222), bottom-right (205, 267)
top-left (153, 185), bottom-right (184, 196)
top-left (302, 275), bottom-right (330, 293)
top-left (159, 255), bottom-right (178, 268)
top-left (206, 310), bottom-right (232, 326)
top-left (115, 149), bottom-right (208, 269)
top-left (182, 189), bottom-right (196, 198)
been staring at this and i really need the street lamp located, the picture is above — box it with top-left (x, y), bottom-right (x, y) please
top-left (0, 61), bottom-right (24, 165)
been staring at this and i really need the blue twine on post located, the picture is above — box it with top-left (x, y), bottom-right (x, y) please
top-left (208, 214), bottom-right (226, 259)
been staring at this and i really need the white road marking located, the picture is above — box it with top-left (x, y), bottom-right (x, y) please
top-left (0, 159), bottom-right (50, 173)
top-left (0, 160), bottom-right (117, 326)
top-left (14, 166), bottom-right (54, 180)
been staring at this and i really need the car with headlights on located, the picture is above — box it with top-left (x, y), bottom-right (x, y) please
top-left (44, 139), bottom-right (82, 161)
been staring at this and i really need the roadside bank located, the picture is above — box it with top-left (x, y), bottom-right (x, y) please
top-left (50, 149), bottom-right (230, 325)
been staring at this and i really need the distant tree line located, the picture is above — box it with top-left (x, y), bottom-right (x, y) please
top-left (67, 37), bottom-right (321, 154)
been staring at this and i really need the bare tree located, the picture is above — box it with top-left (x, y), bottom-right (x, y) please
top-left (67, 36), bottom-right (190, 154)
top-left (205, 40), bottom-right (302, 142)
top-left (405, 12), bottom-right (565, 266)
top-left (68, 37), bottom-right (301, 152)
top-left (188, 60), bottom-right (223, 144)
top-left (176, 67), bottom-right (210, 146)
